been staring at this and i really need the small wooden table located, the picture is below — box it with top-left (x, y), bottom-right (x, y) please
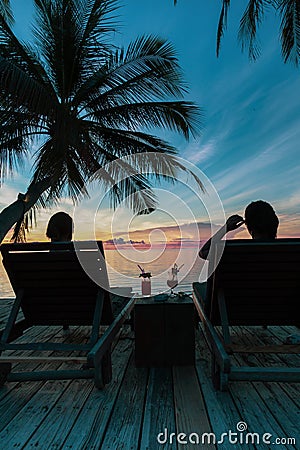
top-left (134, 295), bottom-right (195, 367)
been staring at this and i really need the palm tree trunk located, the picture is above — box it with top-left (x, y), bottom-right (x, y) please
top-left (0, 177), bottom-right (52, 243)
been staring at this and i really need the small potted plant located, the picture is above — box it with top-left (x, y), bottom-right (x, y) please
top-left (138, 265), bottom-right (152, 296)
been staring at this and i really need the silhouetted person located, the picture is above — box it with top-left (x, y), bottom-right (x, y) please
top-left (244, 200), bottom-right (279, 240)
top-left (46, 212), bottom-right (73, 242)
top-left (199, 200), bottom-right (279, 260)
top-left (196, 201), bottom-right (279, 315)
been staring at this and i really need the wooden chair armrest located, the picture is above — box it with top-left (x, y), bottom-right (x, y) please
top-left (88, 295), bottom-right (136, 367)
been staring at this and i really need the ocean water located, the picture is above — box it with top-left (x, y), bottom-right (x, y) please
top-left (105, 246), bottom-right (206, 294)
top-left (0, 247), bottom-right (206, 297)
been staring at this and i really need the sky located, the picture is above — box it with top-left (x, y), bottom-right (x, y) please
top-left (1, 0), bottom-right (300, 243)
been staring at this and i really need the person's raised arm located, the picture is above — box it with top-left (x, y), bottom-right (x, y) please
top-left (199, 215), bottom-right (244, 259)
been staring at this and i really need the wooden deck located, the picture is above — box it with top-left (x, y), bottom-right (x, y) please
top-left (0, 298), bottom-right (299, 449)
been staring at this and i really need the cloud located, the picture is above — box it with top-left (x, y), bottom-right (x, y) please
top-left (276, 190), bottom-right (300, 211)
top-left (222, 188), bottom-right (262, 210)
top-left (278, 213), bottom-right (300, 237)
top-left (183, 140), bottom-right (216, 164)
top-left (213, 136), bottom-right (290, 195)
top-left (0, 185), bottom-right (19, 206)
top-left (112, 220), bottom-right (216, 243)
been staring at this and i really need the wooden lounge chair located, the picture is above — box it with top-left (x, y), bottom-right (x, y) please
top-left (193, 238), bottom-right (300, 391)
top-left (0, 241), bottom-right (135, 388)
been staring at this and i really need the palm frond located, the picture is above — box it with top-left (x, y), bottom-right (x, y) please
top-left (238, 0), bottom-right (267, 61)
top-left (111, 177), bottom-right (157, 213)
top-left (216, 0), bottom-right (231, 57)
top-left (0, 56), bottom-right (58, 116)
top-left (87, 101), bottom-right (202, 139)
top-left (33, 0), bottom-right (118, 99)
top-left (91, 156), bottom-right (158, 212)
top-left (163, 153), bottom-right (205, 192)
top-left (0, 0), bottom-right (13, 25)
top-left (92, 145), bottom-right (204, 196)
top-left (73, 35), bottom-right (187, 109)
top-left (75, 0), bottom-right (119, 66)
top-left (0, 109), bottom-right (40, 181)
top-left (10, 189), bottom-right (51, 242)
top-left (0, 147), bottom-right (25, 181)
top-left (89, 140), bottom-right (171, 212)
top-left (0, 15), bottom-right (56, 97)
top-left (88, 129), bottom-right (195, 194)
top-left (127, 151), bottom-right (205, 193)
top-left (33, 0), bottom-right (79, 98)
top-left (11, 205), bottom-right (37, 243)
top-left (278, 0), bottom-right (300, 65)
top-left (89, 127), bottom-right (178, 160)
top-left (32, 135), bottom-right (91, 203)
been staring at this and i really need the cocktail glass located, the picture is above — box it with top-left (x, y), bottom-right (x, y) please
top-left (167, 272), bottom-right (178, 297)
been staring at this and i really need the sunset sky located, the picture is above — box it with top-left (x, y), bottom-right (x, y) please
top-left (1, 0), bottom-right (300, 244)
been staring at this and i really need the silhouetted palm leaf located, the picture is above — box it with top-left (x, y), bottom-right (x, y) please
top-left (238, 0), bottom-right (267, 61)
top-left (216, 0), bottom-right (231, 57)
top-left (279, 0), bottom-right (300, 65)
top-left (175, 0), bottom-right (300, 66)
top-left (0, 0), bottom-right (13, 24)
top-left (218, 0), bottom-right (300, 65)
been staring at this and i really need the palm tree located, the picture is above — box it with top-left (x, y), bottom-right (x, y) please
top-left (174, 0), bottom-right (300, 66)
top-left (0, 0), bottom-right (203, 242)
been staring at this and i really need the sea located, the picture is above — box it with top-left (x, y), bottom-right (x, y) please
top-left (0, 247), bottom-right (206, 297)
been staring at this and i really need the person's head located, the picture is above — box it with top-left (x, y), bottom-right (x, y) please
top-left (46, 212), bottom-right (73, 242)
top-left (244, 200), bottom-right (279, 239)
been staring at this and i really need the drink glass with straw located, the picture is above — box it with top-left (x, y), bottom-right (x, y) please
top-left (138, 265), bottom-right (152, 296)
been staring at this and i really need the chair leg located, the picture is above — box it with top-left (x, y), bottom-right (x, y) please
top-left (0, 319), bottom-right (30, 343)
top-left (0, 290), bottom-right (24, 345)
top-left (0, 363), bottom-right (12, 386)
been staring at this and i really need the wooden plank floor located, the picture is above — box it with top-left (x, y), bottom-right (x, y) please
top-left (0, 298), bottom-right (300, 450)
